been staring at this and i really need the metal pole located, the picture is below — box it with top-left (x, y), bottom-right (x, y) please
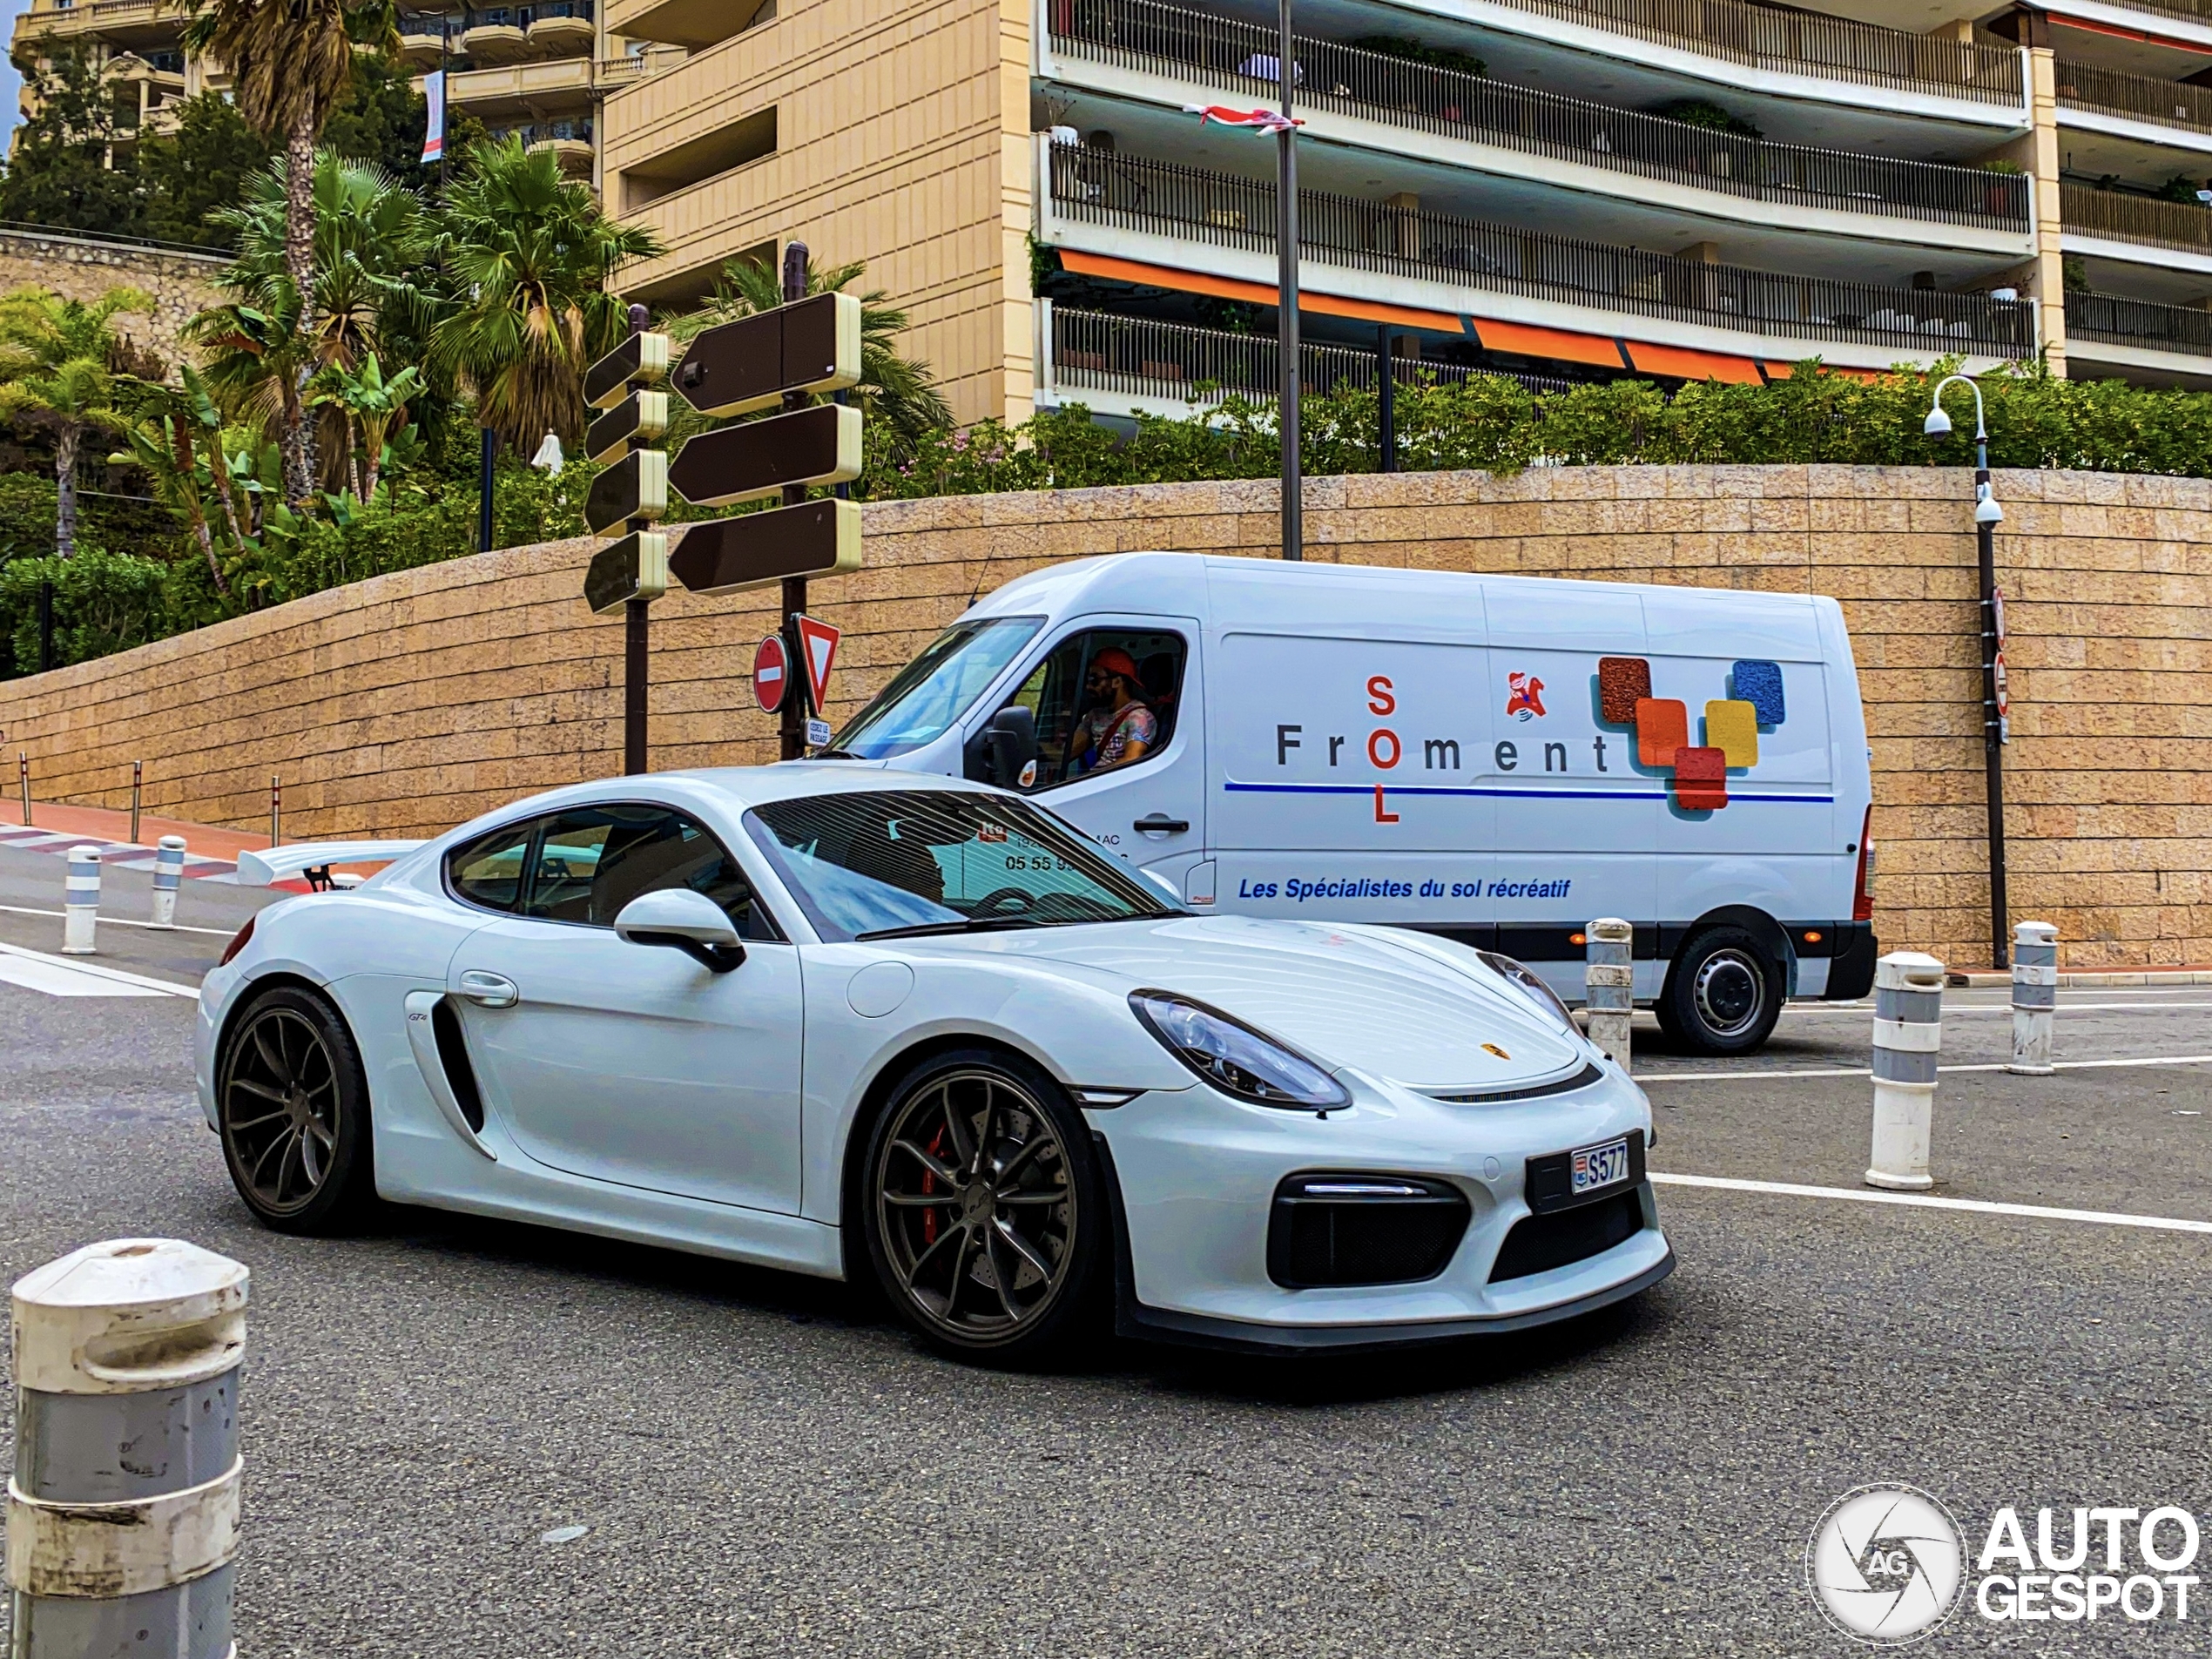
top-left (477, 427), bottom-right (497, 553)
top-left (18, 751), bottom-right (30, 825)
top-left (1377, 324), bottom-right (1395, 475)
top-left (1276, 0), bottom-right (1301, 562)
top-left (1975, 431), bottom-right (2009, 972)
top-left (779, 239), bottom-right (812, 760)
top-left (269, 774), bottom-right (280, 849)
top-left (623, 300), bottom-right (651, 777)
top-left (130, 759), bottom-right (142, 845)
top-left (7, 1238), bottom-right (248, 1659)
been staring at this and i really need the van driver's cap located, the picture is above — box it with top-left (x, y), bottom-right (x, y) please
top-left (1091, 647), bottom-right (1142, 681)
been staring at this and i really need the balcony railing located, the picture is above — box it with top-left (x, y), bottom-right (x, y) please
top-left (1050, 306), bottom-right (1576, 404)
top-left (491, 118), bottom-right (595, 144)
top-left (2055, 59), bottom-right (2212, 134)
top-left (1051, 0), bottom-right (2028, 233)
top-left (1468, 0), bottom-right (2021, 105)
top-left (2067, 291), bottom-right (2212, 360)
top-left (1048, 145), bottom-right (2036, 356)
top-left (2061, 183), bottom-right (2212, 254)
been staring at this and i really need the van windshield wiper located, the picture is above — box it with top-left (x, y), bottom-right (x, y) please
top-left (856, 915), bottom-right (1049, 941)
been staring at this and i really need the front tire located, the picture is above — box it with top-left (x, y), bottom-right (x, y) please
top-left (1656, 927), bottom-right (1783, 1055)
top-left (862, 1049), bottom-right (1106, 1363)
top-left (216, 984), bottom-right (376, 1233)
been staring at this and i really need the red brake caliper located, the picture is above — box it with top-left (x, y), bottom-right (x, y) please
top-left (921, 1125), bottom-right (948, 1246)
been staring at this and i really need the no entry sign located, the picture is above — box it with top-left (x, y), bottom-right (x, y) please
top-left (753, 633), bottom-right (790, 713)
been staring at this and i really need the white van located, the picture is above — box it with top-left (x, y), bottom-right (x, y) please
top-left (826, 552), bottom-right (1876, 1053)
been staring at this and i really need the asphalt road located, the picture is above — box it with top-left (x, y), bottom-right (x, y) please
top-left (1, 842), bottom-right (2207, 1656)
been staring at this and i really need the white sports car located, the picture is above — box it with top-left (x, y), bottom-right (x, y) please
top-left (197, 766), bottom-right (1672, 1359)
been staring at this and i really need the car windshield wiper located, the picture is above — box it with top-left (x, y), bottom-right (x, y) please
top-left (856, 915), bottom-right (1049, 941)
top-left (810, 746), bottom-right (863, 759)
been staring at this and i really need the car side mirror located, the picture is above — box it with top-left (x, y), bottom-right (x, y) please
top-left (985, 704), bottom-right (1039, 790)
top-left (613, 888), bottom-right (745, 973)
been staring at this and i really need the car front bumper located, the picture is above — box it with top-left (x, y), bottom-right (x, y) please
top-left (1088, 1062), bottom-right (1670, 1349)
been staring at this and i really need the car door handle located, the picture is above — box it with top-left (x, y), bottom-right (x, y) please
top-left (457, 970), bottom-right (519, 1008)
top-left (1133, 814), bottom-right (1190, 834)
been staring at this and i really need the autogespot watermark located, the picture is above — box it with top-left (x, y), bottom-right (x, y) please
top-left (1807, 1486), bottom-right (2203, 1644)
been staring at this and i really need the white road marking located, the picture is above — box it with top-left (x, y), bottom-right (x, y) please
top-left (1642, 1053), bottom-right (2212, 1082)
top-left (0, 903), bottom-right (237, 938)
top-left (1650, 1172), bottom-right (2212, 1236)
top-left (1785, 1001), bottom-right (2212, 1015)
top-left (0, 942), bottom-right (198, 998)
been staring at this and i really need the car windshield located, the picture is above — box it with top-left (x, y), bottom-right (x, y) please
top-left (745, 789), bottom-right (1177, 941)
top-left (828, 615), bottom-right (1043, 759)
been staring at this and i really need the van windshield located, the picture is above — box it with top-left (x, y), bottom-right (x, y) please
top-left (829, 616), bottom-right (1043, 759)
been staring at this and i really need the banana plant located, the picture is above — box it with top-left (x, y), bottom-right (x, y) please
top-left (310, 351), bottom-right (422, 504)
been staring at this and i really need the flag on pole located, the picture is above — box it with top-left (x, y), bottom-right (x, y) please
top-left (1182, 103), bottom-right (1303, 134)
top-left (421, 70), bottom-right (447, 165)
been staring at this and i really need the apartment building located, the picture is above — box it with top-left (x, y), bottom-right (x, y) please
top-left (7, 0), bottom-right (675, 182)
top-left (597, 0), bottom-right (2212, 427)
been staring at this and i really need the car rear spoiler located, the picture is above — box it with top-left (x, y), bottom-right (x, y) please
top-left (234, 840), bottom-right (428, 888)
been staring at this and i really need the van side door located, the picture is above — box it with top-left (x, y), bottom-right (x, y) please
top-left (974, 617), bottom-right (1207, 889)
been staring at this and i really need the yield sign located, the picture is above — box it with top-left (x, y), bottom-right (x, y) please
top-left (752, 633), bottom-right (789, 713)
top-left (794, 614), bottom-right (840, 713)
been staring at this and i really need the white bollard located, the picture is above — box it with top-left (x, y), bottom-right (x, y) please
top-left (2006, 921), bottom-right (2058, 1076)
top-left (1584, 917), bottom-right (1634, 1074)
top-left (1866, 951), bottom-right (1945, 1190)
top-left (62, 844), bottom-right (100, 954)
top-left (150, 835), bottom-right (187, 930)
top-left (6, 1238), bottom-right (248, 1659)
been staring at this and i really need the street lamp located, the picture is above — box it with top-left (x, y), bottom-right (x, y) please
top-left (1924, 373), bottom-right (2010, 969)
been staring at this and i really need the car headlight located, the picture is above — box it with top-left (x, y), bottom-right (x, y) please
top-left (1475, 949), bottom-right (1577, 1033)
top-left (1129, 990), bottom-right (1350, 1110)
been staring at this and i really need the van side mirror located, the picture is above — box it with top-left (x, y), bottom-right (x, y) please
top-left (984, 705), bottom-right (1039, 790)
top-left (613, 888), bottom-right (745, 973)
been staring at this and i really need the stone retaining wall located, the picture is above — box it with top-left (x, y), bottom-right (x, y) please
top-left (1, 464), bottom-right (2204, 968)
top-left (0, 226), bottom-right (226, 365)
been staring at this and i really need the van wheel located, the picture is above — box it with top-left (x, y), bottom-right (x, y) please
top-left (1657, 927), bottom-right (1782, 1055)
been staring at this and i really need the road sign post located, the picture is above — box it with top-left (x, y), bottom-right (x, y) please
top-left (664, 239), bottom-right (868, 759)
top-left (578, 302), bottom-right (675, 775)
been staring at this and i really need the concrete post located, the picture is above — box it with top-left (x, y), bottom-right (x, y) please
top-left (1584, 917), bottom-right (1634, 1074)
top-left (63, 845), bottom-right (100, 955)
top-left (1866, 951), bottom-right (1945, 1190)
top-left (2006, 921), bottom-right (2058, 1075)
top-left (150, 836), bottom-right (187, 930)
top-left (6, 1238), bottom-right (248, 1659)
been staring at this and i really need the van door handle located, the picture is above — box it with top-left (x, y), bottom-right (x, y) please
top-left (1133, 814), bottom-right (1190, 834)
top-left (457, 970), bottom-right (519, 1008)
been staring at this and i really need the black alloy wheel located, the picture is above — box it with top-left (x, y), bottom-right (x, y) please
top-left (1656, 926), bottom-right (1783, 1055)
top-left (217, 985), bottom-right (375, 1232)
top-left (863, 1049), bottom-right (1105, 1361)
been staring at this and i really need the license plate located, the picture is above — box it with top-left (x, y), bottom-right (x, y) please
top-left (1571, 1136), bottom-right (1630, 1196)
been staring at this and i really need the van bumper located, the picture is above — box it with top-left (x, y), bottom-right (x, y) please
top-left (1823, 922), bottom-right (1878, 1001)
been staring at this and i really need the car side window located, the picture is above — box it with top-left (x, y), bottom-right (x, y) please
top-left (520, 804), bottom-right (780, 939)
top-left (447, 820), bottom-right (535, 913)
top-left (1003, 628), bottom-right (1185, 792)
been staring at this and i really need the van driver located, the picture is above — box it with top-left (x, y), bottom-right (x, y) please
top-left (1070, 648), bottom-right (1157, 775)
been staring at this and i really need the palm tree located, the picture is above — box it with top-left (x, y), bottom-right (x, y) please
top-left (180, 0), bottom-right (401, 503)
top-left (0, 286), bottom-right (154, 557)
top-left (211, 151), bottom-right (445, 489)
top-left (185, 294), bottom-right (318, 490)
top-left (429, 138), bottom-right (663, 450)
top-left (676, 253), bottom-right (952, 461)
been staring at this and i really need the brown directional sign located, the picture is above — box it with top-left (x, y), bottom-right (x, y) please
top-left (584, 449), bottom-right (669, 536)
top-left (586, 389), bottom-right (669, 465)
top-left (583, 530), bottom-right (668, 614)
top-left (584, 329), bottom-right (671, 411)
top-left (671, 292), bottom-right (862, 419)
top-left (669, 497), bottom-right (862, 596)
top-left (668, 403), bottom-right (861, 508)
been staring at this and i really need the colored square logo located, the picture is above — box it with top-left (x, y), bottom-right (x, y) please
top-left (1704, 699), bottom-right (1759, 769)
top-left (1599, 657), bottom-right (1652, 725)
top-left (1672, 745), bottom-right (1728, 810)
top-left (1730, 659), bottom-right (1785, 725)
top-left (1635, 698), bottom-right (1687, 768)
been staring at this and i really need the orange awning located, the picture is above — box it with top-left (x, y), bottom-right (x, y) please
top-left (2048, 11), bottom-right (2212, 55)
top-left (1055, 251), bottom-right (1461, 333)
top-left (1464, 316), bottom-right (1630, 370)
top-left (1621, 341), bottom-right (1764, 383)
